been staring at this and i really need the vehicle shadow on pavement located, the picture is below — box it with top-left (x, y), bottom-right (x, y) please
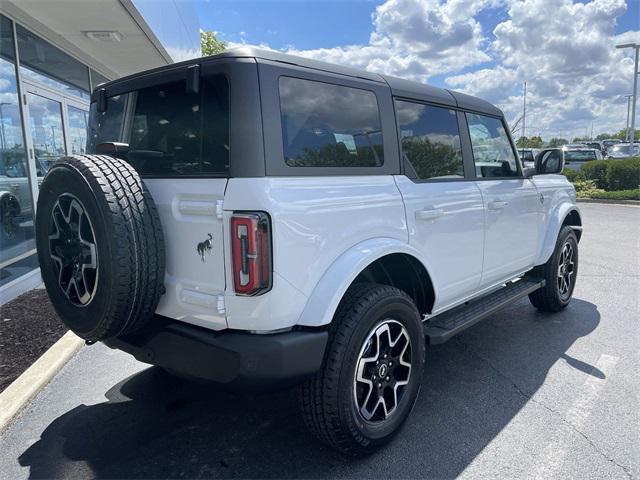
top-left (18, 298), bottom-right (600, 479)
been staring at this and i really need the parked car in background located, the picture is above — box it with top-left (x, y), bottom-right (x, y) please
top-left (518, 148), bottom-right (541, 168)
top-left (563, 148), bottom-right (603, 171)
top-left (585, 142), bottom-right (603, 151)
top-left (606, 142), bottom-right (640, 159)
top-left (601, 139), bottom-right (622, 155)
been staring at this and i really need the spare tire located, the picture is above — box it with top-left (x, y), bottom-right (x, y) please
top-left (35, 155), bottom-right (165, 342)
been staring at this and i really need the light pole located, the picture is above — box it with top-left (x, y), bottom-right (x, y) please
top-left (624, 94), bottom-right (633, 141)
top-left (616, 43), bottom-right (639, 146)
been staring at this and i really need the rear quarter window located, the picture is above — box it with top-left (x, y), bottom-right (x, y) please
top-left (87, 75), bottom-right (229, 177)
top-left (279, 76), bottom-right (383, 168)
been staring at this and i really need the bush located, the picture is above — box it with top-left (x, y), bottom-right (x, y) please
top-left (606, 157), bottom-right (640, 191)
top-left (572, 179), bottom-right (605, 198)
top-left (589, 189), bottom-right (640, 200)
top-left (581, 160), bottom-right (610, 189)
top-left (562, 168), bottom-right (585, 182)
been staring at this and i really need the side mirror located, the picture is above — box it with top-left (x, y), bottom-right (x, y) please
top-left (534, 148), bottom-right (564, 175)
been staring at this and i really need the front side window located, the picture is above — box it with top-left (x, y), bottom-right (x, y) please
top-left (279, 77), bottom-right (383, 167)
top-left (126, 75), bottom-right (229, 176)
top-left (396, 100), bottom-right (464, 180)
top-left (466, 113), bottom-right (519, 178)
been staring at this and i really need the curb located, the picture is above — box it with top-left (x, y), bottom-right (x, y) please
top-left (0, 331), bottom-right (84, 433)
top-left (577, 198), bottom-right (640, 206)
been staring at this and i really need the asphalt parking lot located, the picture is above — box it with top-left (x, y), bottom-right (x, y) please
top-left (1, 202), bottom-right (638, 479)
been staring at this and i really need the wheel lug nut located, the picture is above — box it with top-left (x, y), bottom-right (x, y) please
top-left (386, 376), bottom-right (390, 381)
top-left (377, 383), bottom-right (382, 388)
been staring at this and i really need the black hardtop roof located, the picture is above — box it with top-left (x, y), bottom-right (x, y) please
top-left (97, 46), bottom-right (503, 117)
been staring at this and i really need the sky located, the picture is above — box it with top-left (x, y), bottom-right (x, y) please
top-left (196, 0), bottom-right (640, 140)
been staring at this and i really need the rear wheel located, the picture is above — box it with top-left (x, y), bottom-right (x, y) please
top-left (35, 155), bottom-right (165, 342)
top-left (529, 225), bottom-right (578, 312)
top-left (299, 283), bottom-right (425, 456)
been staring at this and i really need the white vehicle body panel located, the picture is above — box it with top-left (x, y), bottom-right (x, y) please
top-left (393, 175), bottom-right (484, 309)
top-left (145, 178), bottom-right (228, 330)
top-left (147, 173), bottom-right (578, 333)
top-left (222, 176), bottom-right (407, 331)
top-left (474, 178), bottom-right (540, 287)
top-left (529, 174), bottom-right (579, 265)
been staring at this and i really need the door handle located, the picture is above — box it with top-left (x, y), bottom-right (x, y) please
top-left (415, 208), bottom-right (444, 221)
top-left (488, 200), bottom-right (508, 210)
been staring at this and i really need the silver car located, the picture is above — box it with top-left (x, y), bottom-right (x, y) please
top-left (563, 148), bottom-right (603, 171)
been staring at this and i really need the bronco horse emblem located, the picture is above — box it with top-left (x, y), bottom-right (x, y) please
top-left (197, 233), bottom-right (213, 262)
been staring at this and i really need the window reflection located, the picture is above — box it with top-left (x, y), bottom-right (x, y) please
top-left (396, 100), bottom-right (464, 180)
top-left (67, 105), bottom-right (88, 155)
top-left (466, 113), bottom-right (519, 178)
top-left (26, 93), bottom-right (66, 176)
top-left (279, 77), bottom-right (384, 167)
top-left (0, 15), bottom-right (36, 284)
top-left (16, 24), bottom-right (90, 100)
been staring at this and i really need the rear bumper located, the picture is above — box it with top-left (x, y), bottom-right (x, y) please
top-left (104, 316), bottom-right (328, 388)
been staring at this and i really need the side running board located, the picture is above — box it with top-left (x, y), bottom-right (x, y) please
top-left (424, 278), bottom-right (545, 344)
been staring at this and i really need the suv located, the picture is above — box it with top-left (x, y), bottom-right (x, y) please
top-left (35, 48), bottom-right (582, 456)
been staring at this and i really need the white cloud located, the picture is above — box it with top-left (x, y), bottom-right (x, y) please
top-left (283, 0), bottom-right (494, 81)
top-left (446, 0), bottom-right (638, 138)
top-left (225, 0), bottom-right (637, 139)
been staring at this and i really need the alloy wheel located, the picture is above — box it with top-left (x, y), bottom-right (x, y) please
top-left (353, 319), bottom-right (412, 423)
top-left (557, 241), bottom-right (575, 300)
top-left (48, 193), bottom-right (98, 306)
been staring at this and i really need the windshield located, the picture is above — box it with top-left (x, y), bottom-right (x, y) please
top-left (565, 150), bottom-right (597, 161)
top-left (612, 145), bottom-right (631, 154)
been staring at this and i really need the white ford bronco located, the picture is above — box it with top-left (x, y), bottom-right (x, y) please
top-left (35, 48), bottom-right (581, 456)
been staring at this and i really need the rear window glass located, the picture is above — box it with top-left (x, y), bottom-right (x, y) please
top-left (87, 75), bottom-right (229, 177)
top-left (87, 94), bottom-right (127, 152)
top-left (279, 76), bottom-right (383, 168)
top-left (128, 75), bottom-right (229, 176)
top-left (565, 150), bottom-right (597, 161)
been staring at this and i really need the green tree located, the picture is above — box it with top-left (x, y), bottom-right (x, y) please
top-left (613, 128), bottom-right (640, 141)
top-left (200, 30), bottom-right (226, 56)
top-left (548, 137), bottom-right (568, 147)
top-left (517, 136), bottom-right (543, 148)
top-left (528, 136), bottom-right (543, 148)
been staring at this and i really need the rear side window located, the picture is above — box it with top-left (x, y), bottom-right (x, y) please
top-left (395, 100), bottom-right (464, 180)
top-left (279, 76), bottom-right (383, 168)
top-left (87, 94), bottom-right (127, 152)
top-left (127, 75), bottom-right (229, 176)
top-left (466, 113), bottom-right (519, 178)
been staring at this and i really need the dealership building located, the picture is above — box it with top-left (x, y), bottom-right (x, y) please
top-left (0, 0), bottom-right (200, 302)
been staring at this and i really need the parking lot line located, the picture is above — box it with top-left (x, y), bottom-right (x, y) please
top-left (533, 353), bottom-right (620, 479)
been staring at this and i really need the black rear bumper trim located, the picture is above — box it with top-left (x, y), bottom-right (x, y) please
top-left (104, 316), bottom-right (328, 388)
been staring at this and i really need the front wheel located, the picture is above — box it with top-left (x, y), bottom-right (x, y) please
top-left (529, 225), bottom-right (579, 312)
top-left (299, 283), bottom-right (425, 456)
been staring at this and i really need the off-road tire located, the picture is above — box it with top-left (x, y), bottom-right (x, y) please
top-left (35, 155), bottom-right (165, 342)
top-left (299, 283), bottom-right (425, 456)
top-left (528, 225), bottom-right (578, 312)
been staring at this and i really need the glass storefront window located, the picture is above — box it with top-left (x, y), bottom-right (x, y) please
top-left (0, 15), bottom-right (36, 286)
top-left (67, 105), bottom-right (88, 155)
top-left (26, 93), bottom-right (66, 175)
top-left (16, 24), bottom-right (90, 100)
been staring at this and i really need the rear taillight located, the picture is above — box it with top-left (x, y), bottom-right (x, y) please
top-left (231, 212), bottom-right (272, 295)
